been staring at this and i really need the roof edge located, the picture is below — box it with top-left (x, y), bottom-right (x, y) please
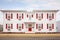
top-left (33, 10), bottom-right (59, 12)
top-left (0, 10), bottom-right (59, 12)
top-left (0, 10), bottom-right (27, 12)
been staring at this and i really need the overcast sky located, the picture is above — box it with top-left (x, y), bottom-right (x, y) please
top-left (0, 0), bottom-right (60, 10)
top-left (0, 0), bottom-right (60, 25)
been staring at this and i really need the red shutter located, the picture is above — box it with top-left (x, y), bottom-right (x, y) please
top-left (17, 13), bottom-right (18, 19)
top-left (6, 24), bottom-right (7, 29)
top-left (52, 13), bottom-right (54, 19)
top-left (11, 24), bottom-right (13, 29)
top-left (22, 24), bottom-right (24, 29)
top-left (32, 14), bottom-right (33, 17)
top-left (6, 13), bottom-right (7, 19)
top-left (42, 13), bottom-right (43, 19)
top-left (52, 24), bottom-right (54, 29)
top-left (27, 14), bottom-right (28, 18)
top-left (36, 13), bottom-right (38, 19)
top-left (47, 24), bottom-right (48, 29)
top-left (42, 24), bottom-right (43, 29)
top-left (22, 13), bottom-right (24, 19)
top-left (17, 24), bottom-right (18, 29)
top-left (11, 13), bottom-right (13, 19)
top-left (36, 24), bottom-right (38, 29)
top-left (47, 13), bottom-right (48, 19)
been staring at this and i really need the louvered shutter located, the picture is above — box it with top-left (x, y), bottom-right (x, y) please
top-left (17, 13), bottom-right (18, 19)
top-left (27, 14), bottom-right (28, 18)
top-left (47, 24), bottom-right (48, 29)
top-left (52, 24), bottom-right (54, 29)
top-left (36, 24), bottom-right (38, 29)
top-left (6, 13), bottom-right (7, 19)
top-left (6, 24), bottom-right (8, 29)
top-left (36, 13), bottom-right (38, 19)
top-left (52, 13), bottom-right (54, 19)
top-left (17, 24), bottom-right (18, 29)
top-left (47, 13), bottom-right (48, 19)
top-left (42, 13), bottom-right (43, 19)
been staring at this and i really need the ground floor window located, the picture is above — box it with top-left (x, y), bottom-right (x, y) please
top-left (6, 24), bottom-right (13, 31)
top-left (47, 23), bottom-right (54, 31)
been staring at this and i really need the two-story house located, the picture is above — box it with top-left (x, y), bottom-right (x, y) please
top-left (0, 10), bottom-right (59, 33)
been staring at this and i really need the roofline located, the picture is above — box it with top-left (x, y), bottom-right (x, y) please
top-left (0, 10), bottom-right (27, 12)
top-left (33, 10), bottom-right (59, 12)
top-left (0, 10), bottom-right (59, 12)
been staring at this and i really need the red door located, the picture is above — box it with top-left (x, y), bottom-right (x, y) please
top-left (28, 27), bottom-right (32, 31)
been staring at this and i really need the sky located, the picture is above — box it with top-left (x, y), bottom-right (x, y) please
top-left (0, 0), bottom-right (60, 24)
top-left (0, 0), bottom-right (60, 10)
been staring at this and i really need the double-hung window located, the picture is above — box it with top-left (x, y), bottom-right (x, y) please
top-left (47, 13), bottom-right (54, 20)
top-left (6, 13), bottom-right (13, 20)
top-left (17, 13), bottom-right (24, 20)
top-left (47, 23), bottom-right (54, 31)
top-left (6, 24), bottom-right (13, 31)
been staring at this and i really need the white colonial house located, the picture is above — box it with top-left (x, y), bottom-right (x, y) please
top-left (0, 10), bottom-right (59, 33)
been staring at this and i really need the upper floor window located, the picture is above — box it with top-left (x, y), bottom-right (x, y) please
top-left (47, 23), bottom-right (54, 31)
top-left (36, 24), bottom-right (43, 31)
top-left (27, 14), bottom-right (33, 20)
top-left (6, 24), bottom-right (13, 31)
top-left (6, 13), bottom-right (13, 20)
top-left (47, 13), bottom-right (54, 20)
top-left (16, 23), bottom-right (24, 31)
top-left (38, 13), bottom-right (43, 20)
top-left (36, 13), bottom-right (43, 20)
top-left (17, 13), bottom-right (24, 20)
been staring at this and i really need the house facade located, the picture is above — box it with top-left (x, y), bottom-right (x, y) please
top-left (1, 10), bottom-right (58, 33)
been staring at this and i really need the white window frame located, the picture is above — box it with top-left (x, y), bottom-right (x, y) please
top-left (48, 24), bottom-right (52, 31)
top-left (7, 24), bottom-right (11, 31)
top-left (7, 14), bottom-right (11, 20)
top-left (18, 14), bottom-right (22, 20)
top-left (18, 24), bottom-right (22, 31)
top-left (38, 24), bottom-right (42, 31)
top-left (38, 14), bottom-right (42, 20)
top-left (48, 14), bottom-right (52, 20)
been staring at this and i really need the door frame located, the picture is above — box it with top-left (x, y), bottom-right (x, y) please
top-left (28, 24), bottom-right (32, 31)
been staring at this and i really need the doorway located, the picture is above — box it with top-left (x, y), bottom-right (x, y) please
top-left (28, 24), bottom-right (32, 31)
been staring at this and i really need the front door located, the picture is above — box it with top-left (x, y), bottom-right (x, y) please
top-left (28, 27), bottom-right (32, 31)
top-left (28, 24), bottom-right (32, 31)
